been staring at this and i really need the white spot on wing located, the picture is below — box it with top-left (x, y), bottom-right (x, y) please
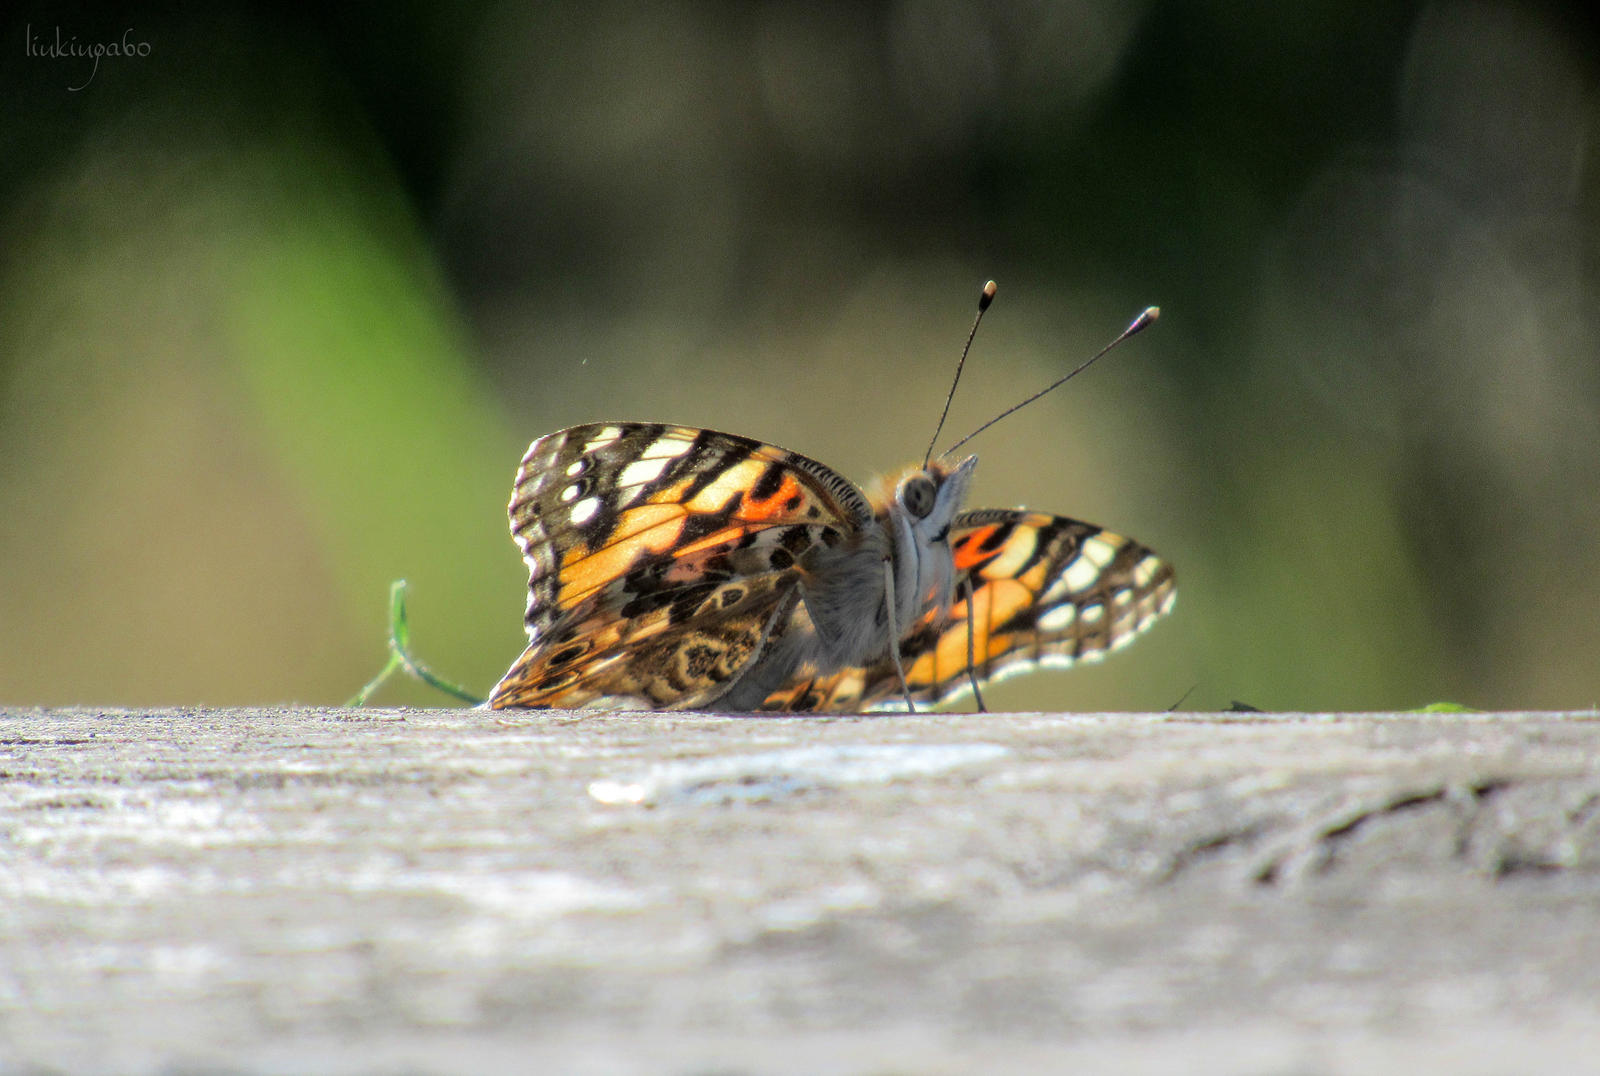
top-left (620, 456), bottom-right (670, 488)
top-left (1034, 653), bottom-right (1077, 671)
top-left (641, 436), bottom-right (694, 459)
top-left (1038, 604), bottom-right (1077, 632)
top-left (571, 497), bottom-right (601, 524)
top-left (1062, 555), bottom-right (1100, 593)
top-left (1133, 556), bottom-right (1159, 588)
top-left (1082, 536), bottom-right (1118, 568)
top-left (560, 484), bottom-right (580, 503)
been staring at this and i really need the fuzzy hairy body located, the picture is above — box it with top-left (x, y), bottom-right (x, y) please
top-left (715, 459), bottom-right (972, 710)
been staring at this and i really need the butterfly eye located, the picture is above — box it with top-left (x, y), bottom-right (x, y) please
top-left (900, 474), bottom-right (937, 519)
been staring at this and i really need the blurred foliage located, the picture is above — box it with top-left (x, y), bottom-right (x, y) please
top-left (2, 0), bottom-right (1597, 711)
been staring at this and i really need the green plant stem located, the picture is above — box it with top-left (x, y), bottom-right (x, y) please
top-left (346, 580), bottom-right (485, 706)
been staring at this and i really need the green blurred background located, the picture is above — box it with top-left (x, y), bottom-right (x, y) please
top-left (2, 2), bottom-right (1597, 711)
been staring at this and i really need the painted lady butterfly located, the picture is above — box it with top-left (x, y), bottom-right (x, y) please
top-left (488, 289), bottom-right (1175, 713)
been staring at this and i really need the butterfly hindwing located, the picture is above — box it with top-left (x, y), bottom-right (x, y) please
top-left (489, 572), bottom-right (804, 709)
top-left (488, 423), bottom-right (873, 709)
top-left (757, 510), bottom-right (1175, 712)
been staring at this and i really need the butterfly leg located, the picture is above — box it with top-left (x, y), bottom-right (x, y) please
top-left (963, 575), bottom-right (987, 713)
top-left (881, 557), bottom-right (916, 713)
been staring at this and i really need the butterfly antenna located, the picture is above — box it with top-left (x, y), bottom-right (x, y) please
top-left (923, 280), bottom-right (998, 468)
top-left (940, 305), bottom-right (1159, 458)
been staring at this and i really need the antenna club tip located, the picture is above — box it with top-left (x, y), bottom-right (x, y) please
top-left (1128, 305), bottom-right (1160, 335)
top-left (978, 280), bottom-right (997, 310)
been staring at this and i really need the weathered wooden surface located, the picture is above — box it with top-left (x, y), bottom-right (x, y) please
top-left (3, 706), bottom-right (1599, 1074)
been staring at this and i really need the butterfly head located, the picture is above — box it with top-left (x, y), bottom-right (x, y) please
top-left (890, 454), bottom-right (977, 541)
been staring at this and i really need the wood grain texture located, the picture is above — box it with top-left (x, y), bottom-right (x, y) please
top-left (3, 707), bottom-right (1599, 1073)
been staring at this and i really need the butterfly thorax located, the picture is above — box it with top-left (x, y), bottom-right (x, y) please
top-left (711, 454), bottom-right (977, 710)
top-left (871, 455), bottom-right (977, 639)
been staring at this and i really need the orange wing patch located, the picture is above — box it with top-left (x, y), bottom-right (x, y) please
top-left (557, 503), bottom-right (689, 608)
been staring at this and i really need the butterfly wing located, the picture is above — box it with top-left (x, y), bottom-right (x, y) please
top-left (757, 509), bottom-right (1175, 712)
top-left (488, 423), bottom-right (874, 710)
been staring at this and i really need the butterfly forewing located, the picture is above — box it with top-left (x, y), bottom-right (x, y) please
top-left (932, 510), bottom-right (1174, 701)
top-left (488, 422), bottom-right (874, 709)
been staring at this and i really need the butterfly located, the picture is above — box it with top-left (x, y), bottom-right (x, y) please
top-left (487, 290), bottom-right (1174, 713)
